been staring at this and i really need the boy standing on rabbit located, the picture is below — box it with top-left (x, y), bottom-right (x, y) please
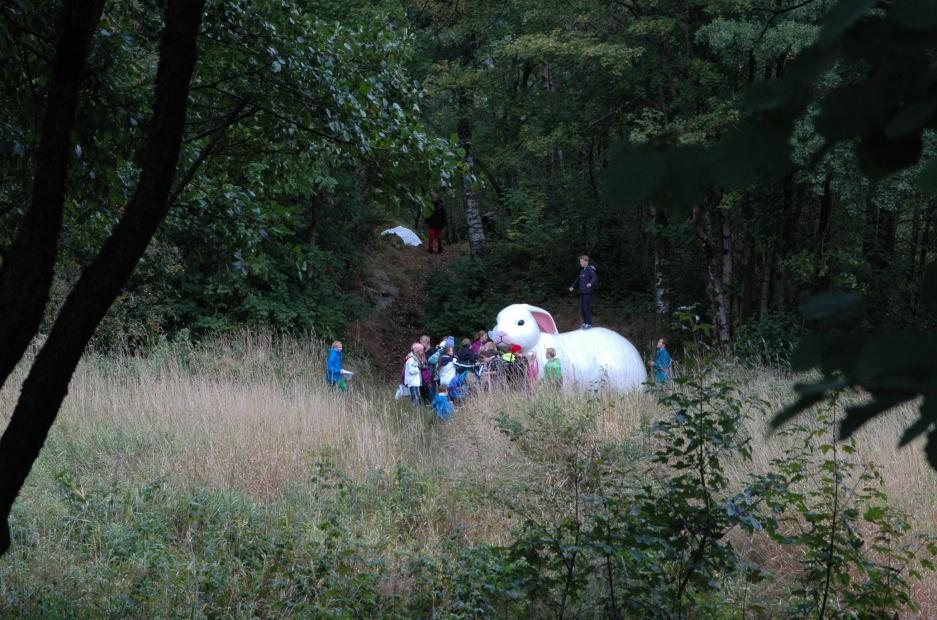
top-left (569, 255), bottom-right (598, 330)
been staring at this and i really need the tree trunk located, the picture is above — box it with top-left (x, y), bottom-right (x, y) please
top-left (650, 204), bottom-right (671, 326)
top-left (0, 0), bottom-right (206, 557)
top-left (815, 175), bottom-right (834, 290)
top-left (587, 138), bottom-right (600, 199)
top-left (878, 207), bottom-right (897, 259)
top-left (739, 202), bottom-right (757, 325)
top-left (775, 177), bottom-right (804, 310)
top-left (863, 192), bottom-right (881, 268)
top-left (0, 0), bottom-right (105, 393)
top-left (909, 200), bottom-right (921, 283)
top-left (541, 61), bottom-right (565, 179)
top-left (720, 207), bottom-right (734, 330)
top-left (759, 252), bottom-right (772, 316)
top-left (694, 201), bottom-right (731, 346)
top-left (920, 202), bottom-right (936, 274)
top-left (457, 87), bottom-right (485, 255)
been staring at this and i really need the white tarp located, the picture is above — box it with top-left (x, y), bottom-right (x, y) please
top-left (380, 225), bottom-right (422, 247)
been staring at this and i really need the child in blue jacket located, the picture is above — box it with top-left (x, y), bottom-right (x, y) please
top-left (327, 341), bottom-right (346, 391)
top-left (432, 384), bottom-right (453, 421)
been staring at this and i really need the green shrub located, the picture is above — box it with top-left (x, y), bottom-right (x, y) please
top-left (753, 394), bottom-right (936, 619)
top-left (734, 311), bottom-right (803, 367)
top-left (424, 255), bottom-right (507, 337)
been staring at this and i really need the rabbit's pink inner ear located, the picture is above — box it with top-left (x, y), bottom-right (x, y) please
top-left (530, 308), bottom-right (558, 335)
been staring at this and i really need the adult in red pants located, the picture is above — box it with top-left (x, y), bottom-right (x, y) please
top-left (425, 192), bottom-right (447, 254)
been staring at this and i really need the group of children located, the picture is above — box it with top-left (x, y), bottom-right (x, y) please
top-left (327, 332), bottom-right (673, 422)
top-left (398, 331), bottom-right (564, 420)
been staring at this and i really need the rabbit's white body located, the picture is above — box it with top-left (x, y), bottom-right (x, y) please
top-left (489, 304), bottom-right (647, 392)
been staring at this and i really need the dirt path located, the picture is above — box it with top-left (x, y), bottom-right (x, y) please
top-left (349, 240), bottom-right (466, 382)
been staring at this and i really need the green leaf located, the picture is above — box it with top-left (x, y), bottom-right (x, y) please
top-left (889, 0), bottom-right (937, 31)
top-left (815, 85), bottom-right (888, 141)
top-left (782, 43), bottom-right (838, 91)
top-left (926, 428), bottom-right (937, 472)
top-left (790, 334), bottom-right (828, 372)
top-left (770, 378), bottom-right (848, 431)
top-left (711, 123), bottom-right (792, 189)
top-left (840, 395), bottom-right (911, 440)
top-left (654, 144), bottom-right (708, 220)
top-left (770, 392), bottom-right (827, 432)
top-left (916, 158), bottom-right (937, 193)
top-left (884, 101), bottom-right (937, 138)
top-left (922, 263), bottom-right (937, 310)
top-left (857, 130), bottom-right (924, 178)
top-left (798, 291), bottom-right (867, 323)
top-left (818, 0), bottom-right (877, 49)
top-left (602, 145), bottom-right (664, 207)
top-left (795, 377), bottom-right (850, 397)
top-left (743, 82), bottom-right (790, 112)
top-left (898, 398), bottom-right (936, 447)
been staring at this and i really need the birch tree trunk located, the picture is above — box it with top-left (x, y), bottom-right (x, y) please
top-left (457, 87), bottom-right (485, 255)
top-left (650, 204), bottom-right (671, 325)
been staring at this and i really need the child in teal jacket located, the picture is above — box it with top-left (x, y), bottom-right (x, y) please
top-left (651, 338), bottom-right (672, 383)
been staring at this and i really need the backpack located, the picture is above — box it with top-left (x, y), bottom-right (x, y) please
top-left (422, 364), bottom-right (433, 385)
top-left (506, 355), bottom-right (527, 387)
top-left (449, 370), bottom-right (471, 400)
top-left (448, 371), bottom-right (464, 399)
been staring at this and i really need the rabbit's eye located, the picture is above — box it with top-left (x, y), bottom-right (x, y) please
top-left (517, 320), bottom-right (525, 326)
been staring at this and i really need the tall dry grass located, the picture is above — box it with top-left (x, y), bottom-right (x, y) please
top-left (718, 366), bottom-right (937, 615)
top-left (729, 367), bottom-right (937, 526)
top-left (2, 334), bottom-right (935, 613)
top-left (1, 334), bottom-right (437, 497)
top-left (0, 333), bottom-right (655, 496)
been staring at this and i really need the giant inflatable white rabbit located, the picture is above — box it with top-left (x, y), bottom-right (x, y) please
top-left (488, 304), bottom-right (647, 392)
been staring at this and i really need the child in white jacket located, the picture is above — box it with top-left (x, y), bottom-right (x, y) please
top-left (405, 343), bottom-right (424, 407)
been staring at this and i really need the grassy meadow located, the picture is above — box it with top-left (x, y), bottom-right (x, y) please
top-left (0, 334), bottom-right (935, 618)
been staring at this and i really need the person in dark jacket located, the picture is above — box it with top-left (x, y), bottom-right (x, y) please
top-left (425, 192), bottom-right (447, 254)
top-left (568, 255), bottom-right (598, 329)
top-left (456, 338), bottom-right (477, 367)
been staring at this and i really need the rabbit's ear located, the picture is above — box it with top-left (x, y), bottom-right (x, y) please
top-left (525, 305), bottom-right (558, 335)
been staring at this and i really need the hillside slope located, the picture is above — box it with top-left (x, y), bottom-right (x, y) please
top-left (349, 237), bottom-right (465, 381)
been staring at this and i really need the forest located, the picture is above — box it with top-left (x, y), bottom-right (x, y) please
top-left (1, 0), bottom-right (936, 617)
